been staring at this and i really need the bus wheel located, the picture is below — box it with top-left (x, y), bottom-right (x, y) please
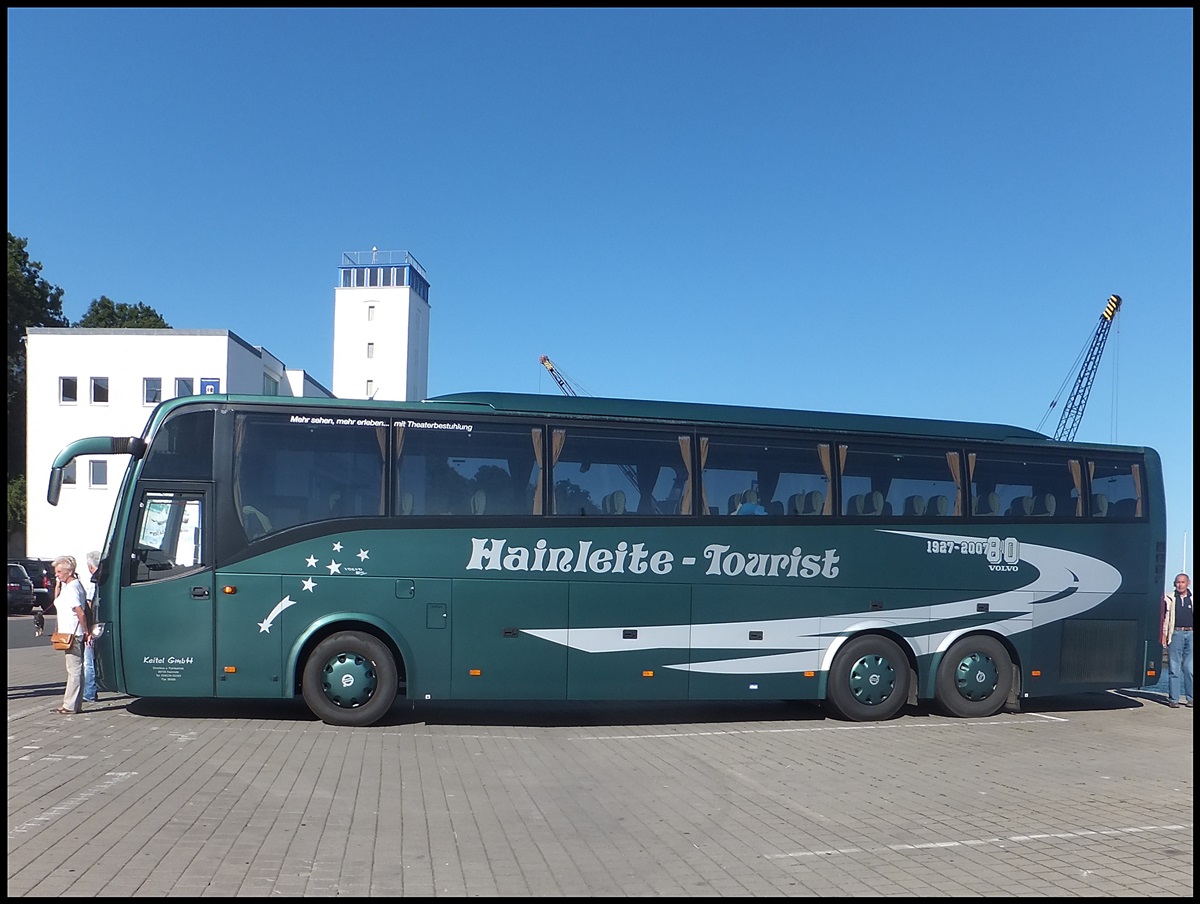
top-left (825, 635), bottom-right (910, 721)
top-left (934, 635), bottom-right (1012, 718)
top-left (302, 631), bottom-right (398, 727)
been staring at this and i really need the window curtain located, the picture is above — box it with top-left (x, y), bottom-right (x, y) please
top-left (394, 424), bottom-right (407, 513)
top-left (1068, 459), bottom-right (1083, 516)
top-left (946, 451), bottom-right (962, 515)
top-left (232, 415), bottom-right (249, 519)
top-left (549, 429), bottom-right (566, 513)
top-left (677, 435), bottom-right (693, 515)
top-left (531, 428), bottom-right (545, 515)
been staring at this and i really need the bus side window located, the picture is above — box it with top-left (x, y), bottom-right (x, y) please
top-left (1088, 457), bottom-right (1144, 519)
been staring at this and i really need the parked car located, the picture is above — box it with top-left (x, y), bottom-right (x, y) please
top-left (8, 563), bottom-right (37, 614)
top-left (15, 558), bottom-right (54, 610)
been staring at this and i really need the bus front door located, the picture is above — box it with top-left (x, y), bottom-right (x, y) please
top-left (121, 488), bottom-right (216, 697)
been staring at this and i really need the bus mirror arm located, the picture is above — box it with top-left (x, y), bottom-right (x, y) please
top-left (47, 436), bottom-right (147, 506)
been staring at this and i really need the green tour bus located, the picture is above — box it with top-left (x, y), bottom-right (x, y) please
top-left (48, 391), bottom-right (1166, 726)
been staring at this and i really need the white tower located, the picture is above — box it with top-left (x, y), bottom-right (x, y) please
top-left (332, 249), bottom-right (431, 401)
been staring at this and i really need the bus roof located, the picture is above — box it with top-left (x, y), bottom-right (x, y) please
top-left (159, 390), bottom-right (1054, 445)
top-left (428, 391), bottom-right (1052, 443)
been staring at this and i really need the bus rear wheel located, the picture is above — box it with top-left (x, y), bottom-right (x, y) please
top-left (302, 631), bottom-right (398, 727)
top-left (934, 635), bottom-right (1012, 718)
top-left (825, 635), bottom-right (910, 722)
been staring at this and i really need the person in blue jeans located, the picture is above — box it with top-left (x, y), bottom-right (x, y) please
top-left (83, 550), bottom-right (101, 703)
top-left (1161, 573), bottom-right (1194, 708)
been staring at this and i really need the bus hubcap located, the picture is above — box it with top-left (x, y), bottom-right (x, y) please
top-left (848, 654), bottom-right (896, 705)
top-left (953, 652), bottom-right (998, 701)
top-left (320, 651), bottom-right (378, 708)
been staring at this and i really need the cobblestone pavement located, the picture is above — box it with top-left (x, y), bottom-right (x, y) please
top-left (7, 641), bottom-right (1193, 896)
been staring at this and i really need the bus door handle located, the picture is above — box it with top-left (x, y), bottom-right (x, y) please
top-left (191, 586), bottom-right (210, 599)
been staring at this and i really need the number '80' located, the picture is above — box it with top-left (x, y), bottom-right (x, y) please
top-left (985, 536), bottom-right (1020, 565)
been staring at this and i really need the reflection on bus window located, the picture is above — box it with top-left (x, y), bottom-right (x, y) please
top-left (551, 427), bottom-right (688, 516)
top-left (232, 413), bottom-right (387, 539)
top-left (394, 420), bottom-right (541, 516)
top-left (132, 492), bottom-right (204, 582)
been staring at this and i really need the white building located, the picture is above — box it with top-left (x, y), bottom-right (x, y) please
top-left (332, 249), bottom-right (430, 402)
top-left (19, 248), bottom-right (430, 569)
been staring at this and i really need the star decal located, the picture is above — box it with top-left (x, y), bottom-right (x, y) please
top-left (305, 555), bottom-right (318, 568)
top-left (326, 560), bottom-right (342, 575)
top-left (357, 548), bottom-right (370, 562)
top-left (301, 577), bottom-right (317, 592)
top-left (332, 541), bottom-right (344, 552)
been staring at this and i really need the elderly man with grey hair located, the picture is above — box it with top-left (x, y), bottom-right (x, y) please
top-left (83, 550), bottom-right (102, 704)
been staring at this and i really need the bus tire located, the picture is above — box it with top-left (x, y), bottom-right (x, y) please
top-left (825, 635), bottom-right (910, 722)
top-left (934, 635), bottom-right (1012, 718)
top-left (302, 631), bottom-right (398, 727)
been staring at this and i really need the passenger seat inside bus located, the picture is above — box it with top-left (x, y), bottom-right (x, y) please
top-left (242, 504), bottom-right (273, 539)
top-left (1090, 493), bottom-right (1108, 517)
top-left (927, 494), bottom-right (949, 516)
top-left (470, 489), bottom-right (487, 515)
top-left (788, 492), bottom-right (819, 515)
top-left (903, 495), bottom-right (927, 517)
top-left (1032, 494), bottom-right (1056, 516)
top-left (846, 491), bottom-right (887, 516)
top-left (602, 490), bottom-right (626, 515)
top-left (1109, 498), bottom-right (1138, 518)
top-left (972, 492), bottom-right (1000, 516)
top-left (1006, 495), bottom-right (1034, 517)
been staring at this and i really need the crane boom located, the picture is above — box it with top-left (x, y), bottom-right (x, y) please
top-left (1052, 294), bottom-right (1122, 442)
top-left (538, 354), bottom-right (643, 499)
top-left (539, 355), bottom-right (577, 397)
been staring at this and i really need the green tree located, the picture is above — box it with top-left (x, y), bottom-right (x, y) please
top-left (76, 296), bottom-right (171, 328)
top-left (7, 474), bottom-right (27, 537)
top-left (7, 233), bottom-right (68, 488)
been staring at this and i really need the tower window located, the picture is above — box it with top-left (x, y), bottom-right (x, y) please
top-left (367, 342), bottom-right (375, 359)
top-left (367, 305), bottom-right (375, 321)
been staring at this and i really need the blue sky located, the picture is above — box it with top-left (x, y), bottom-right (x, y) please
top-left (8, 8), bottom-right (1193, 577)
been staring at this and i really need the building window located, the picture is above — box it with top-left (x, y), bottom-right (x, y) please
top-left (369, 267), bottom-right (379, 287)
top-left (90, 460), bottom-right (108, 487)
top-left (91, 377), bottom-right (109, 404)
top-left (263, 374), bottom-right (279, 396)
top-left (366, 380), bottom-right (374, 398)
top-left (144, 377), bottom-right (162, 405)
top-left (367, 342), bottom-right (375, 359)
top-left (63, 461), bottom-right (77, 486)
top-left (367, 305), bottom-right (375, 321)
top-left (176, 377), bottom-right (194, 397)
top-left (60, 377), bottom-right (78, 404)
top-left (382, 268), bottom-right (392, 287)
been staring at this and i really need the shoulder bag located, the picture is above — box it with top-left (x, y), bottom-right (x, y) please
top-left (50, 632), bottom-right (73, 651)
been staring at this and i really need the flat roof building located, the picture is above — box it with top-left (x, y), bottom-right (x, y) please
top-left (18, 249), bottom-right (430, 569)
